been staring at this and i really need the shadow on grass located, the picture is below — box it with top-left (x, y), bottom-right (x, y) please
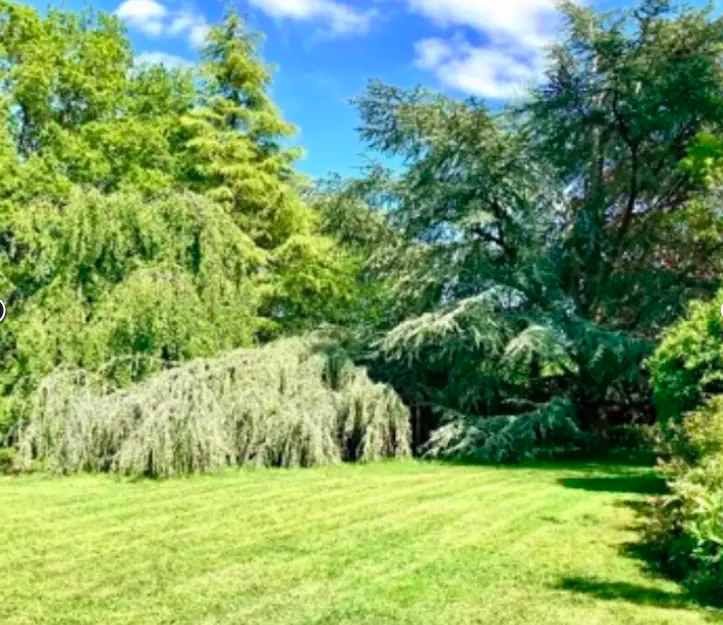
top-left (614, 498), bottom-right (653, 515)
top-left (561, 499), bottom-right (723, 614)
top-left (433, 453), bottom-right (722, 614)
top-left (557, 577), bottom-right (693, 610)
top-left (432, 451), bottom-right (658, 475)
top-left (558, 474), bottom-right (667, 495)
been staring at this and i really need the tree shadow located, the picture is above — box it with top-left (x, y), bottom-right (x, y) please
top-left (622, 540), bottom-right (666, 575)
top-left (614, 498), bottom-right (685, 588)
top-left (557, 576), bottom-right (694, 610)
top-left (433, 451), bottom-right (658, 475)
top-left (558, 474), bottom-right (667, 495)
top-left (614, 498), bottom-right (652, 515)
top-left (563, 499), bottom-right (723, 614)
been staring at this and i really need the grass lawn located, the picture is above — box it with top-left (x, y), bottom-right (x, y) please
top-left (0, 460), bottom-right (719, 625)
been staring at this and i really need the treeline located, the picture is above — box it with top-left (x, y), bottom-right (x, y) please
top-left (0, 0), bottom-right (722, 596)
top-left (0, 1), bottom-right (364, 434)
top-left (0, 0), bottom-right (721, 453)
top-left (0, 0), bottom-right (722, 461)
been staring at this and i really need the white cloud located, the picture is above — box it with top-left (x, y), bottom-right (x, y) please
top-left (247, 0), bottom-right (376, 35)
top-left (115, 1), bottom-right (209, 49)
top-left (116, 0), bottom-right (168, 37)
top-left (168, 10), bottom-right (210, 48)
top-left (415, 38), bottom-right (452, 70)
top-left (414, 36), bottom-right (544, 99)
top-left (135, 51), bottom-right (194, 69)
top-left (406, 0), bottom-right (567, 98)
top-left (407, 0), bottom-right (558, 47)
top-left (188, 23), bottom-right (211, 48)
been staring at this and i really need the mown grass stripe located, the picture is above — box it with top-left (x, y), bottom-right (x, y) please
top-left (0, 461), bottom-right (715, 625)
top-left (0, 469), bottom-right (503, 562)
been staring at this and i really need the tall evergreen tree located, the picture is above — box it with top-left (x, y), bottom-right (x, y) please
top-left (180, 11), bottom-right (301, 245)
top-left (340, 0), bottom-right (723, 458)
top-left (178, 10), bottom-right (361, 335)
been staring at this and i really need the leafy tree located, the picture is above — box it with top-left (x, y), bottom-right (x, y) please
top-left (0, 188), bottom-right (264, 436)
top-left (0, 1), bottom-right (193, 199)
top-left (337, 0), bottom-right (723, 458)
top-left (0, 3), bottom-right (361, 437)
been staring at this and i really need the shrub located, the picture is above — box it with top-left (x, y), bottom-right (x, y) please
top-left (646, 396), bottom-right (723, 604)
top-left (647, 295), bottom-right (723, 604)
top-left (15, 336), bottom-right (411, 477)
top-left (648, 293), bottom-right (723, 432)
top-left (0, 447), bottom-right (17, 474)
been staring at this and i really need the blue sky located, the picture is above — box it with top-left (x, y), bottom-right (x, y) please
top-left (25, 0), bottom-right (708, 178)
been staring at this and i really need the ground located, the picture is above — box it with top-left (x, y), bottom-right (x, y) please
top-left (0, 460), bottom-right (719, 625)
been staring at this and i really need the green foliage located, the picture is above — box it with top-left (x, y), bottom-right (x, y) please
top-left (648, 292), bottom-right (723, 429)
top-left (4, 0), bottom-right (723, 475)
top-left (180, 11), bottom-right (301, 244)
top-left (646, 397), bottom-right (723, 604)
top-left (681, 132), bottom-right (723, 186)
top-left (0, 188), bottom-right (262, 433)
top-left (16, 336), bottom-right (411, 477)
top-left (0, 2), bottom-right (363, 442)
top-left (423, 398), bottom-right (581, 463)
top-left (304, 176), bottom-right (401, 334)
top-left (527, 0), bottom-right (723, 334)
top-left (0, 0), bottom-right (193, 199)
top-left (177, 15), bottom-right (361, 335)
top-left (330, 0), bottom-right (723, 459)
top-left (0, 446), bottom-right (17, 474)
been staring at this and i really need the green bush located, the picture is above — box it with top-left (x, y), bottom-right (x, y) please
top-left (647, 296), bottom-right (723, 604)
top-left (0, 447), bottom-right (17, 474)
top-left (646, 397), bottom-right (723, 604)
top-left (15, 336), bottom-right (411, 477)
top-left (648, 293), bottom-right (723, 431)
top-left (604, 424), bottom-right (663, 452)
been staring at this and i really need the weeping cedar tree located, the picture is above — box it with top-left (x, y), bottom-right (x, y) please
top-left (0, 3), bottom-right (361, 438)
top-left (324, 0), bottom-right (723, 459)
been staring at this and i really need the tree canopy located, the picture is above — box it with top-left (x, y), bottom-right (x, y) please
top-left (0, 1), bottom-right (360, 433)
top-left (2, 0), bottom-right (723, 463)
top-left (315, 0), bottom-right (723, 458)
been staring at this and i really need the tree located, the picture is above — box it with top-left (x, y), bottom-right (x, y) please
top-left (337, 0), bottom-right (723, 458)
top-left (178, 10), bottom-right (361, 336)
top-left (524, 0), bottom-right (723, 335)
top-left (0, 3), bottom-right (360, 437)
top-left (0, 1), bottom-right (194, 200)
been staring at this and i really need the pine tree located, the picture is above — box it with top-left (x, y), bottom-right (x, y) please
top-left (179, 10), bottom-right (363, 335)
top-left (180, 10), bottom-right (304, 248)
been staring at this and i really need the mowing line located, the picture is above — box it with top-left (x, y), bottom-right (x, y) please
top-left (0, 468), bottom-right (519, 571)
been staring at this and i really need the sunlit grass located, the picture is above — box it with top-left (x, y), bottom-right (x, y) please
top-left (0, 460), bottom-right (718, 625)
